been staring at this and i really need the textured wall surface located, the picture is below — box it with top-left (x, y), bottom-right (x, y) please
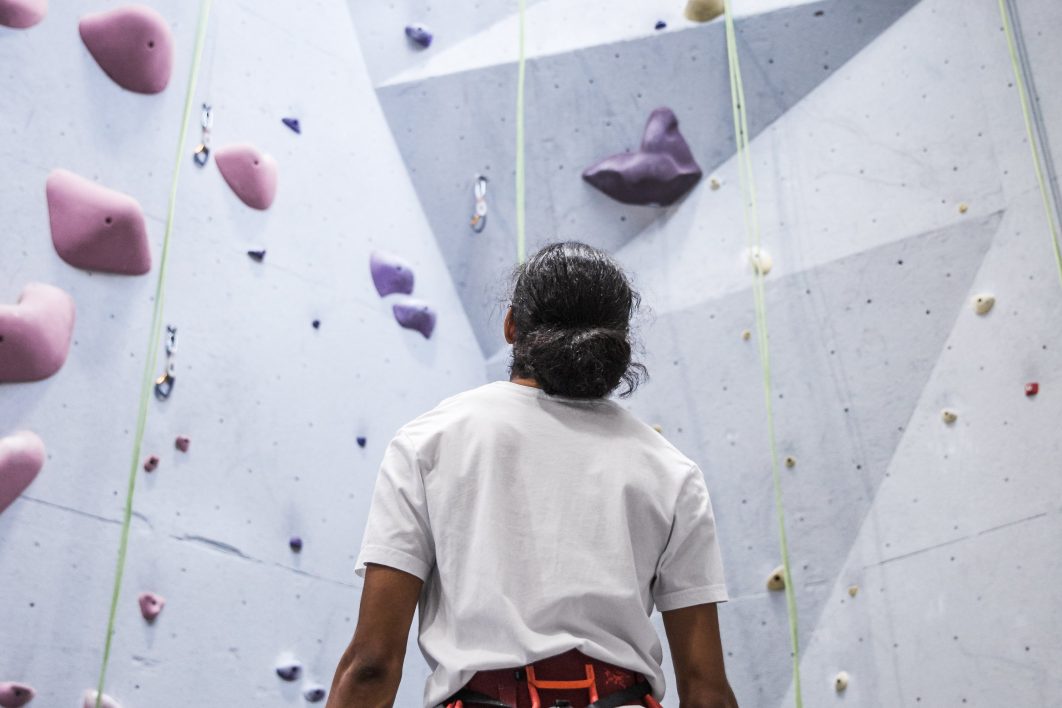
top-left (2, 0), bottom-right (1061, 707)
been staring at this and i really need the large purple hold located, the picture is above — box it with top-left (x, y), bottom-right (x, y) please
top-left (582, 107), bottom-right (702, 206)
top-left (404, 23), bottom-right (433, 48)
top-left (370, 251), bottom-right (414, 297)
top-left (392, 300), bottom-right (436, 339)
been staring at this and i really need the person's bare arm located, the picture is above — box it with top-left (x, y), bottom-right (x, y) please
top-left (662, 602), bottom-right (739, 708)
top-left (326, 563), bottom-right (423, 708)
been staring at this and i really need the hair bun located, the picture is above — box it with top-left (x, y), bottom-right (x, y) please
top-left (524, 325), bottom-right (631, 399)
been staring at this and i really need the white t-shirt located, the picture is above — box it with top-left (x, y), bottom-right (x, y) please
top-left (355, 380), bottom-right (728, 708)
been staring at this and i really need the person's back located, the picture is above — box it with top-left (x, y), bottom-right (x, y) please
top-left (329, 241), bottom-right (738, 708)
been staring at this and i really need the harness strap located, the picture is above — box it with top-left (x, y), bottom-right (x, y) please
top-left (444, 689), bottom-right (512, 707)
top-left (443, 679), bottom-right (654, 708)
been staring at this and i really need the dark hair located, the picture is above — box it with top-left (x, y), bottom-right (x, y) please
top-left (507, 241), bottom-right (648, 399)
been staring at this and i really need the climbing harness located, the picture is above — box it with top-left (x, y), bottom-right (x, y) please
top-left (722, 0), bottom-right (803, 705)
top-left (441, 649), bottom-right (663, 708)
top-left (153, 325), bottom-right (177, 400)
top-left (471, 175), bottom-right (489, 232)
top-left (193, 102), bottom-right (212, 166)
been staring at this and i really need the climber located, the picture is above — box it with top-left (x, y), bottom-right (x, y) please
top-left (326, 241), bottom-right (739, 708)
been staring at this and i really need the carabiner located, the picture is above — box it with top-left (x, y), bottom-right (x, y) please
top-left (154, 365), bottom-right (176, 400)
top-left (470, 175), bottom-right (488, 233)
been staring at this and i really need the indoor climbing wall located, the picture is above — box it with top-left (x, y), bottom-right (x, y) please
top-left (0, 1), bottom-right (482, 706)
top-left (347, 0), bottom-right (1062, 706)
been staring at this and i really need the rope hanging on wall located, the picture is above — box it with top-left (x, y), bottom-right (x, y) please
top-left (92, 2), bottom-right (214, 706)
top-left (515, 0), bottom-right (527, 264)
top-left (721, 2), bottom-right (804, 705)
top-left (997, 0), bottom-right (1062, 289)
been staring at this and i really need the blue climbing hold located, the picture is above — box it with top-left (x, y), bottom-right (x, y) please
top-left (281, 117), bottom-right (301, 134)
top-left (289, 536), bottom-right (303, 552)
top-left (356, 436), bottom-right (367, 448)
top-left (405, 23), bottom-right (433, 48)
top-left (655, 20), bottom-right (667, 29)
top-left (247, 249), bottom-right (266, 262)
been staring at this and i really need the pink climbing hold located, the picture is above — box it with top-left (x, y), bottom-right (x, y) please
top-left (143, 455), bottom-right (159, 472)
top-left (0, 681), bottom-right (36, 708)
top-left (215, 144), bottom-right (278, 210)
top-left (0, 283), bottom-right (76, 383)
top-left (0, 0), bottom-right (46, 29)
top-left (138, 591), bottom-right (165, 622)
top-left (370, 251), bottom-right (415, 297)
top-left (0, 431), bottom-right (45, 516)
top-left (46, 169), bottom-right (152, 275)
top-left (393, 300), bottom-right (436, 339)
top-left (79, 5), bottom-right (173, 94)
top-left (175, 435), bottom-right (190, 452)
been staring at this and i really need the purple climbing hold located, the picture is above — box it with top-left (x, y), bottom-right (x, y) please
top-left (303, 686), bottom-right (327, 703)
top-left (289, 536), bottom-right (303, 552)
top-left (356, 436), bottom-right (367, 448)
top-left (0, 431), bottom-right (45, 516)
top-left (655, 20), bottom-right (667, 30)
top-left (281, 117), bottom-right (301, 134)
top-left (275, 662), bottom-right (301, 682)
top-left (0, 682), bottom-right (35, 708)
top-left (312, 319), bottom-right (321, 330)
top-left (247, 249), bottom-right (266, 262)
top-left (582, 107), bottom-right (702, 206)
top-left (404, 23), bottom-right (433, 48)
top-left (370, 251), bottom-right (415, 297)
top-left (393, 300), bottom-right (436, 339)
top-left (138, 591), bottom-right (165, 622)
top-left (79, 5), bottom-right (174, 94)
top-left (0, 0), bottom-right (46, 29)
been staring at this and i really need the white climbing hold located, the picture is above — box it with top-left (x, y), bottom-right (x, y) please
top-left (958, 202), bottom-right (969, 214)
top-left (972, 293), bottom-right (995, 315)
top-left (766, 565), bottom-right (786, 591)
top-left (834, 671), bottom-right (849, 692)
top-left (83, 690), bottom-right (121, 708)
top-left (941, 409), bottom-right (958, 424)
top-left (741, 329), bottom-right (751, 341)
top-left (709, 176), bottom-right (722, 190)
top-left (684, 0), bottom-right (724, 23)
top-left (847, 585), bottom-right (859, 598)
top-left (784, 456), bottom-right (796, 469)
top-left (749, 247), bottom-right (773, 275)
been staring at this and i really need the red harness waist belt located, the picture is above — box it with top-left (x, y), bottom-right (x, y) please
top-left (440, 648), bottom-right (664, 708)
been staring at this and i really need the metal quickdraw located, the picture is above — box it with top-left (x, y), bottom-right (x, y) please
top-left (193, 103), bottom-right (212, 166)
top-left (470, 175), bottom-right (489, 233)
top-left (154, 325), bottom-right (177, 400)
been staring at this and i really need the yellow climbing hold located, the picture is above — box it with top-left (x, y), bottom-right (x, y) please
top-left (709, 176), bottom-right (722, 190)
top-left (785, 456), bottom-right (796, 469)
top-left (685, 0), bottom-right (724, 23)
top-left (834, 672), bottom-right (850, 692)
top-left (651, 423), bottom-right (664, 434)
top-left (766, 565), bottom-right (786, 591)
top-left (941, 409), bottom-right (958, 424)
top-left (958, 202), bottom-right (969, 214)
top-left (741, 329), bottom-right (751, 341)
top-left (973, 293), bottom-right (995, 315)
top-left (847, 585), bottom-right (859, 598)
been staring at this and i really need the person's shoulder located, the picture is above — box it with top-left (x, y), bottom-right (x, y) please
top-left (602, 400), bottom-right (701, 476)
top-left (395, 382), bottom-right (499, 444)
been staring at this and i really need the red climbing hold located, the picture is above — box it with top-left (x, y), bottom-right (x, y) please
top-left (79, 5), bottom-right (174, 94)
top-left (0, 431), bottom-right (45, 516)
top-left (1025, 382), bottom-right (1039, 397)
top-left (215, 144), bottom-right (278, 210)
top-left (46, 169), bottom-right (152, 275)
top-left (0, 0), bottom-right (46, 29)
top-left (0, 282), bottom-right (76, 383)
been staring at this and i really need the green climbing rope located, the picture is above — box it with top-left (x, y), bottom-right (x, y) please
top-left (515, 0), bottom-right (527, 264)
top-left (93, 2), bottom-right (214, 706)
top-left (997, 0), bottom-right (1062, 289)
top-left (722, 3), bottom-right (804, 705)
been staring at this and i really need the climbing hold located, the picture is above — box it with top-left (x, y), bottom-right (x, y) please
top-left (941, 409), bottom-right (958, 425)
top-left (175, 435), bottom-right (190, 452)
top-left (684, 0), bottom-right (724, 23)
top-left (138, 591), bottom-right (165, 622)
top-left (0, 0), bottom-right (46, 28)
top-left (79, 5), bottom-right (174, 94)
top-left (654, 20), bottom-right (667, 30)
top-left (709, 177), bottom-right (721, 190)
top-left (247, 249), bottom-right (267, 262)
top-left (958, 202), bottom-right (969, 214)
top-left (281, 117), bottom-right (301, 134)
top-left (847, 585), bottom-right (859, 598)
top-left (82, 690), bottom-right (120, 708)
top-left (784, 456), bottom-right (796, 468)
top-left (766, 565), bottom-right (786, 591)
top-left (834, 671), bottom-right (849, 692)
top-left (143, 455), bottom-right (159, 472)
top-left (289, 536), bottom-right (303, 552)
top-left (972, 293), bottom-right (995, 315)
top-left (0, 431), bottom-right (45, 516)
top-left (741, 329), bottom-right (751, 341)
top-left (312, 319), bottom-right (321, 330)
top-left (0, 282), bottom-right (76, 383)
top-left (583, 107), bottom-right (702, 207)
top-left (404, 23), bottom-right (433, 48)
top-left (356, 436), bottom-right (367, 448)
top-left (215, 144), bottom-right (278, 210)
top-left (45, 169), bottom-right (152, 275)
top-left (1025, 382), bottom-right (1039, 397)
top-left (370, 251), bottom-right (415, 297)
top-left (393, 300), bottom-right (436, 339)
top-left (303, 685), bottom-right (327, 703)
top-left (0, 682), bottom-right (35, 708)
top-left (749, 247), bottom-right (773, 275)
top-left (651, 423), bottom-right (663, 434)
top-left (275, 658), bottom-right (302, 682)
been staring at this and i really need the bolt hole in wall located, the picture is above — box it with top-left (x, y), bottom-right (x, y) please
top-left (2, 0), bottom-right (1062, 707)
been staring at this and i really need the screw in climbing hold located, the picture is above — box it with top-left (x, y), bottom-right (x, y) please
top-left (356, 436), bottom-right (367, 448)
top-left (143, 455), bottom-right (159, 472)
top-left (275, 655), bottom-right (303, 682)
top-left (154, 325), bottom-right (178, 400)
top-left (303, 685), bottom-right (327, 703)
top-left (847, 585), bottom-right (859, 598)
top-left (651, 423), bottom-right (663, 434)
top-left (784, 456), bottom-right (796, 469)
top-left (175, 435), bottom-right (190, 452)
top-left (312, 319), bottom-right (321, 330)
top-left (741, 329), bottom-right (751, 341)
top-left (958, 202), bottom-right (969, 214)
top-left (834, 671), bottom-right (849, 692)
top-left (709, 176), bottom-right (721, 190)
top-left (289, 536), bottom-right (303, 552)
top-left (766, 565), bottom-right (786, 591)
top-left (941, 409), bottom-right (958, 424)
top-left (193, 103), bottom-right (213, 167)
top-left (138, 592), bottom-right (165, 622)
top-left (655, 20), bottom-right (667, 30)
top-left (281, 117), bottom-right (301, 134)
top-left (404, 23), bottom-right (433, 48)
top-left (0, 682), bottom-right (36, 708)
top-left (972, 293), bottom-right (995, 315)
top-left (470, 175), bottom-right (489, 233)
top-left (1025, 382), bottom-right (1039, 397)
top-left (748, 247), bottom-right (773, 276)
top-left (247, 249), bottom-right (267, 262)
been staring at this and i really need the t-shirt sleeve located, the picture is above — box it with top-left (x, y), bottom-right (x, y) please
top-left (651, 463), bottom-right (729, 612)
top-left (354, 430), bottom-right (436, 582)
